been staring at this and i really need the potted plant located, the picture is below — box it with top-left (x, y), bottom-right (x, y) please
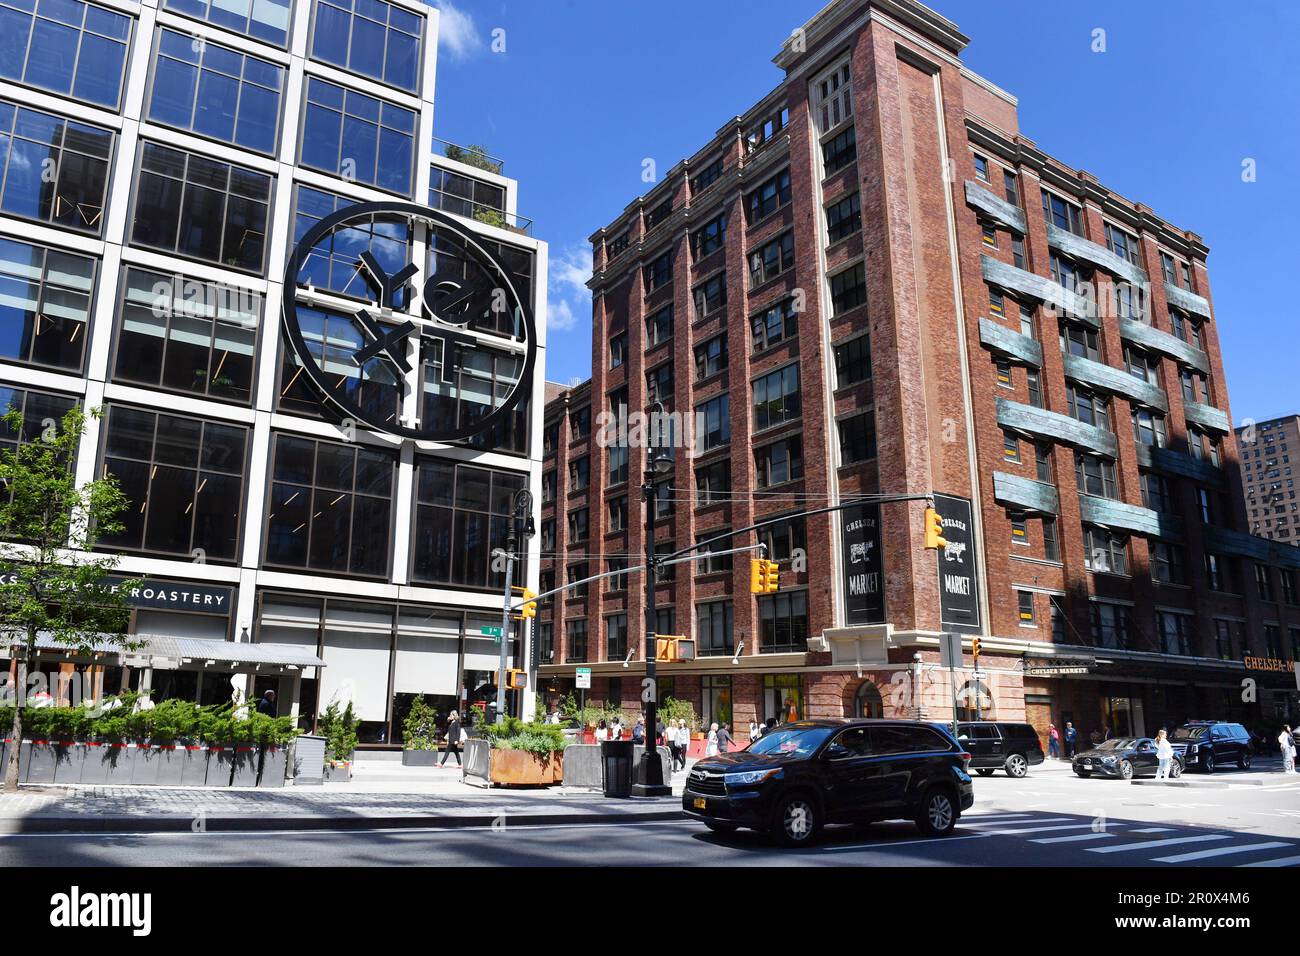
top-left (249, 711), bottom-right (296, 788)
top-left (401, 695), bottom-right (439, 766)
top-left (82, 698), bottom-right (135, 784)
top-left (143, 699), bottom-right (200, 787)
top-left (20, 706), bottom-right (59, 784)
top-left (199, 704), bottom-right (236, 788)
top-left (229, 710), bottom-right (261, 788)
top-left (478, 717), bottom-right (568, 786)
top-left (318, 701), bottom-right (357, 782)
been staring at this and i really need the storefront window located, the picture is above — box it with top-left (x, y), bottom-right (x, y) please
top-left (853, 680), bottom-right (881, 718)
top-left (701, 674), bottom-right (731, 730)
top-left (764, 674), bottom-right (803, 724)
top-left (320, 600), bottom-right (393, 743)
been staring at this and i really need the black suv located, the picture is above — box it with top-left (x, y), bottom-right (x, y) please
top-left (1170, 721), bottom-right (1253, 772)
top-left (682, 719), bottom-right (975, 846)
top-left (956, 722), bottom-right (1045, 778)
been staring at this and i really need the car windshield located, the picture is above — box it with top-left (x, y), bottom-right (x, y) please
top-left (1095, 738), bottom-right (1138, 751)
top-left (747, 726), bottom-right (836, 757)
top-left (1172, 727), bottom-right (1207, 741)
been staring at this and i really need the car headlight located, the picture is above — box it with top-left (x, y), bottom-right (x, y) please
top-left (1102, 756), bottom-right (1116, 765)
top-left (724, 768), bottom-right (783, 787)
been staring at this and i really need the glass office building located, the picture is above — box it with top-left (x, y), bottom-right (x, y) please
top-left (0, 0), bottom-right (548, 746)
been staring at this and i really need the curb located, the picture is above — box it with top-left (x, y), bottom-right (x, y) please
top-left (1129, 779), bottom-right (1230, 789)
top-left (0, 808), bottom-right (688, 835)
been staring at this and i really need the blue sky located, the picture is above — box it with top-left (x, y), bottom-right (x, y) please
top-left (427, 0), bottom-right (1300, 422)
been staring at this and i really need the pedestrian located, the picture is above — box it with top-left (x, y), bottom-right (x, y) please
top-left (255, 689), bottom-right (276, 716)
top-left (1064, 722), bottom-right (1077, 758)
top-left (632, 716), bottom-right (645, 744)
top-left (675, 719), bottom-right (689, 771)
top-left (595, 718), bottom-right (608, 742)
top-left (748, 720), bottom-right (760, 743)
top-left (665, 719), bottom-right (680, 771)
top-left (440, 711), bottom-right (462, 767)
top-left (765, 716), bottom-right (778, 735)
top-left (1154, 728), bottom-right (1175, 779)
top-left (717, 723), bottom-right (732, 754)
top-left (1279, 725), bottom-right (1296, 774)
top-left (655, 718), bottom-right (666, 747)
top-left (1103, 723), bottom-right (1114, 742)
top-left (706, 722), bottom-right (719, 757)
top-left (1048, 723), bottom-right (1060, 759)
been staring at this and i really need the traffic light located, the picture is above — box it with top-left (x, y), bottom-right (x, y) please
top-left (513, 586), bottom-right (538, 618)
top-left (750, 559), bottom-right (765, 594)
top-left (506, 669), bottom-right (528, 690)
top-left (972, 638), bottom-right (982, 662)
top-left (761, 559), bottom-right (780, 593)
top-left (923, 506), bottom-right (947, 550)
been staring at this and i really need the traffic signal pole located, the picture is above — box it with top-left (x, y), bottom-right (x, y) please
top-left (495, 489), bottom-right (533, 725)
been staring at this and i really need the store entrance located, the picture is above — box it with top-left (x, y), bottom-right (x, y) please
top-left (1104, 696), bottom-right (1146, 738)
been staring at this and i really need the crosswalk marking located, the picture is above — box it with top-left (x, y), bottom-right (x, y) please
top-left (1030, 832), bottom-right (1116, 844)
top-left (1129, 827), bottom-right (1174, 833)
top-left (972, 823), bottom-right (1098, 836)
top-left (1240, 854), bottom-right (1300, 867)
top-left (1152, 841), bottom-right (1291, 863)
top-left (965, 817), bottom-right (1075, 829)
top-left (1088, 834), bottom-right (1230, 854)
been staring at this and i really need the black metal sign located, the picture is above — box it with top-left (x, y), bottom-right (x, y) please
top-left (934, 493), bottom-right (981, 634)
top-left (841, 503), bottom-right (885, 625)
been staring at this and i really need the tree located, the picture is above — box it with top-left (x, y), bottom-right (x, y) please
top-left (0, 406), bottom-right (136, 792)
top-left (443, 143), bottom-right (502, 174)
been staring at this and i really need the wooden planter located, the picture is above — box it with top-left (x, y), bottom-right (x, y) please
top-left (487, 748), bottom-right (563, 786)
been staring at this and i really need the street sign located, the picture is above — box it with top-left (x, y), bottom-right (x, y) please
top-left (933, 493), bottom-right (982, 634)
top-left (480, 625), bottom-right (503, 638)
top-left (938, 632), bottom-right (963, 669)
top-left (1025, 666), bottom-right (1090, 676)
top-left (575, 667), bottom-right (591, 689)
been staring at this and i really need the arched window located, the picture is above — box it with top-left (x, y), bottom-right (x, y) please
top-left (854, 681), bottom-right (883, 718)
top-left (956, 680), bottom-right (993, 721)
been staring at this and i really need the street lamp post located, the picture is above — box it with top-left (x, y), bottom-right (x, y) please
top-left (495, 488), bottom-right (534, 725)
top-left (632, 403), bottom-right (672, 797)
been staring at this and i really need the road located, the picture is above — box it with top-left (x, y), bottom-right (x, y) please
top-left (4, 763), bottom-right (1299, 866)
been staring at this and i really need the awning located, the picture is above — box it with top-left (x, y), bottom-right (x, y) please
top-left (2, 631), bottom-right (326, 670)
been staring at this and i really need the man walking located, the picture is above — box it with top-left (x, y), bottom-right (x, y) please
top-left (674, 719), bottom-right (689, 772)
top-left (1064, 722), bottom-right (1078, 759)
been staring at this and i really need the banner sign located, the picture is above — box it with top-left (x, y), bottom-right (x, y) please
top-left (841, 503), bottom-right (885, 625)
top-left (934, 493), bottom-right (981, 634)
top-left (0, 574), bottom-right (233, 614)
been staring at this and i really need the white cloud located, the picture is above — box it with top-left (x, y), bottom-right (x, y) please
top-left (431, 1), bottom-right (483, 60)
top-left (545, 244), bottom-right (593, 335)
top-left (548, 298), bottom-right (580, 332)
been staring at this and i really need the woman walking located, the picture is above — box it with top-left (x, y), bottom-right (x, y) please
top-left (675, 719), bottom-right (689, 771)
top-left (705, 722), bottom-right (720, 757)
top-left (1154, 728), bottom-right (1174, 779)
top-left (439, 711), bottom-right (462, 767)
top-left (1279, 725), bottom-right (1296, 774)
top-left (1047, 723), bottom-right (1060, 760)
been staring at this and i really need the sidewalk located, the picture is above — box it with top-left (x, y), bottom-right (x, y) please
top-left (0, 757), bottom-right (700, 834)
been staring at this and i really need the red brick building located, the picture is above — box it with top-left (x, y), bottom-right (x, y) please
top-left (536, 0), bottom-right (1300, 745)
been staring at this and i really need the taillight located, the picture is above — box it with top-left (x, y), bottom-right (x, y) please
top-left (959, 752), bottom-right (972, 763)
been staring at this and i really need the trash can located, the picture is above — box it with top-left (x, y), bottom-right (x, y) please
top-left (601, 739), bottom-right (635, 798)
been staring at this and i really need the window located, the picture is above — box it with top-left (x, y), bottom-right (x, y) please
top-left (1016, 590), bottom-right (1035, 624)
top-left (1265, 624), bottom-right (1282, 658)
top-left (829, 262), bottom-right (866, 315)
top-left (540, 518), bottom-right (555, 552)
top-left (834, 334), bottom-right (871, 387)
top-left (696, 531), bottom-right (733, 574)
top-left (822, 125), bottom-right (856, 175)
top-left (696, 600), bottom-right (734, 656)
top-left (0, 237), bottom-right (94, 373)
top-left (1050, 253), bottom-right (1090, 295)
top-left (1281, 569), bottom-right (1297, 605)
top-left (645, 305), bottom-right (673, 345)
top-left (1003, 432), bottom-right (1020, 463)
top-left (1187, 425), bottom-right (1220, 465)
top-left (1010, 512), bottom-right (1028, 545)
top-left (1104, 224), bottom-right (1140, 264)
top-left (0, 386), bottom-right (76, 460)
top-left (825, 192), bottom-right (861, 243)
top-left (644, 199), bottom-right (672, 230)
top-left (606, 560), bottom-right (628, 594)
top-left (989, 289), bottom-right (1005, 316)
top-left (113, 268), bottom-right (258, 404)
top-left (566, 563), bottom-right (590, 600)
top-left (653, 480), bottom-right (673, 520)
top-left (996, 359), bottom-right (1013, 387)
top-left (294, 185), bottom-right (412, 301)
top-left (693, 272), bottom-right (727, 318)
top-left (1027, 368), bottom-right (1043, 408)
top-left (1150, 541), bottom-right (1186, 585)
top-left (753, 364), bottom-right (800, 430)
top-left (264, 433), bottom-right (393, 576)
top-left (756, 436), bottom-right (803, 487)
top-left (609, 332), bottom-right (627, 368)
top-left (568, 456), bottom-right (589, 492)
top-left (1140, 471), bottom-right (1172, 512)
top-left (606, 232), bottom-right (628, 259)
top-left (165, 0), bottom-right (291, 45)
top-left (99, 406), bottom-right (247, 563)
top-left (1061, 322), bottom-right (1100, 361)
top-left (1012, 236), bottom-right (1025, 268)
top-left (838, 413), bottom-right (876, 466)
top-left (696, 395), bottom-right (730, 450)
top-left (1256, 564), bottom-right (1276, 602)
top-left (1074, 452), bottom-right (1118, 499)
top-left (1066, 385), bottom-right (1110, 430)
top-left (646, 363), bottom-right (673, 406)
top-left (690, 157), bottom-right (724, 194)
top-left (1090, 602), bottom-right (1132, 649)
top-left (428, 166), bottom-right (506, 222)
top-left (694, 334), bottom-right (727, 380)
top-left (745, 168), bottom-right (791, 224)
top-left (566, 508), bottom-right (588, 541)
top-left (607, 496), bottom-right (627, 533)
top-left (695, 460), bottom-right (730, 504)
top-left (541, 470), bottom-right (555, 503)
top-left (149, 30), bottom-right (283, 154)
top-left (1125, 345), bottom-right (1159, 383)
top-left (1003, 170), bottom-right (1020, 207)
top-left (1035, 442), bottom-right (1053, 482)
top-left (1083, 525), bottom-right (1127, 574)
top-left (759, 591), bottom-right (808, 653)
top-left (410, 459), bottom-right (526, 588)
top-left (605, 614), bottom-right (628, 658)
top-left (300, 77), bottom-right (415, 194)
top-left (570, 405), bottom-right (590, 440)
top-left (751, 298), bottom-right (797, 351)
top-left (690, 212), bottom-right (727, 259)
top-left (0, 101), bottom-right (112, 234)
top-left (1042, 517), bottom-right (1060, 561)
top-left (1214, 620), bottom-right (1236, 661)
top-left (1156, 611), bottom-right (1192, 656)
top-left (310, 0), bottom-right (423, 91)
top-left (607, 443), bottom-right (628, 485)
top-left (131, 143), bottom-right (271, 272)
top-left (565, 619), bottom-right (587, 662)
top-left (277, 303), bottom-right (401, 421)
top-left (811, 58), bottom-right (851, 133)
top-left (973, 154), bottom-right (990, 182)
top-left (643, 252), bottom-right (672, 293)
top-left (758, 515), bottom-right (805, 562)
top-left (748, 231), bottom-right (794, 287)
top-left (1131, 408), bottom-right (1167, 448)
top-left (1041, 189), bottom-right (1082, 235)
top-left (1180, 368), bottom-right (1209, 405)
top-left (0, 0), bottom-right (130, 108)
top-left (1205, 553), bottom-right (1232, 592)
top-left (981, 224), bottom-right (997, 248)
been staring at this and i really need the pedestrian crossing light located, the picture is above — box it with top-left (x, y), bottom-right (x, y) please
top-left (923, 506), bottom-right (947, 550)
top-left (506, 669), bottom-right (527, 690)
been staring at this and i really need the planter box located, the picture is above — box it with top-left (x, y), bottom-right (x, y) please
top-left (258, 745), bottom-right (288, 788)
top-left (130, 742), bottom-right (162, 785)
top-left (323, 761), bottom-right (351, 783)
top-left (178, 745), bottom-right (209, 787)
top-left (22, 740), bottom-right (57, 784)
top-left (230, 746), bottom-right (260, 787)
top-left (80, 742), bottom-right (133, 784)
top-left (401, 749), bottom-right (439, 767)
top-left (207, 746), bottom-right (234, 788)
top-left (151, 744), bottom-right (188, 787)
top-left (53, 741), bottom-right (85, 783)
top-left (487, 748), bottom-right (563, 787)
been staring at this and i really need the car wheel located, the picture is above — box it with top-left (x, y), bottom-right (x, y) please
top-left (1169, 760), bottom-right (1182, 778)
top-left (1238, 752), bottom-right (1251, 770)
top-left (1202, 751), bottom-right (1215, 773)
top-left (1005, 754), bottom-right (1028, 778)
top-left (916, 788), bottom-right (958, 837)
top-left (703, 820), bottom-right (738, 834)
top-left (1119, 759), bottom-right (1134, 780)
top-left (770, 793), bottom-right (820, 848)
top-left (975, 768), bottom-right (994, 776)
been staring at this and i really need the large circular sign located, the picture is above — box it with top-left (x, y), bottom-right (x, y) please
top-left (282, 200), bottom-right (536, 442)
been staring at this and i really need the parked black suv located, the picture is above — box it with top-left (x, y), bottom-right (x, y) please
top-left (682, 719), bottom-right (975, 846)
top-left (1170, 721), bottom-right (1253, 772)
top-left (956, 722), bottom-right (1045, 778)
